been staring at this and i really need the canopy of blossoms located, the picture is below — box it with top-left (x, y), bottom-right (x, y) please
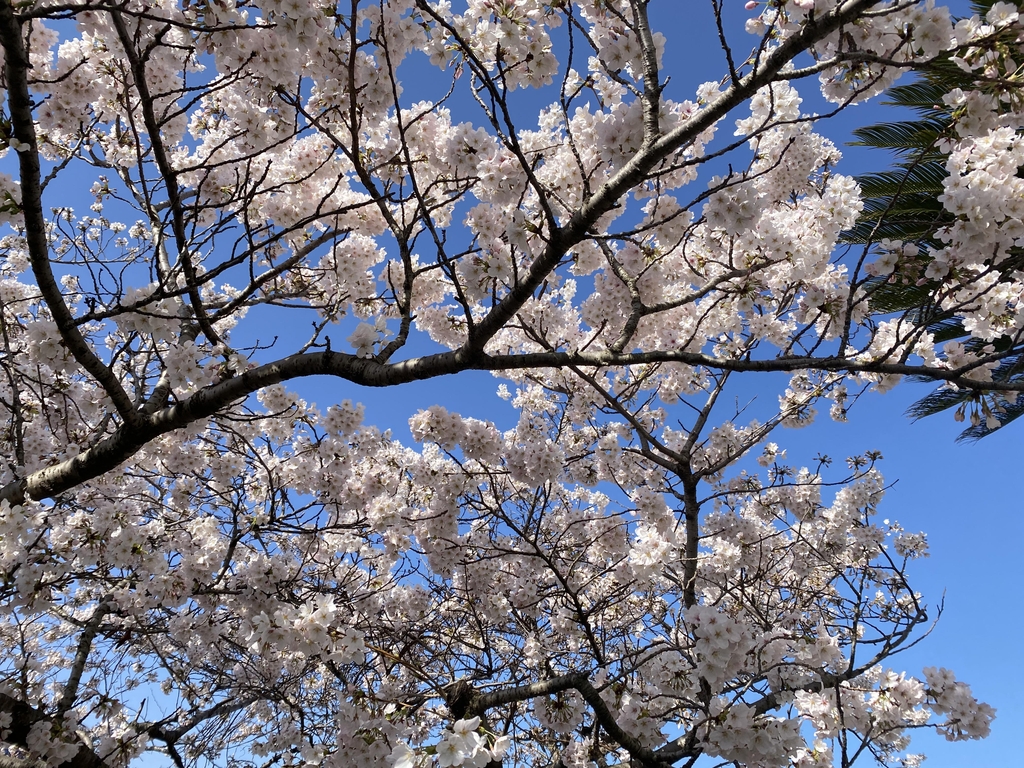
top-left (0, 1), bottom-right (1013, 767)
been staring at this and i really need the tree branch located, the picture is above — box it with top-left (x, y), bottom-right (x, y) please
top-left (0, 693), bottom-right (110, 768)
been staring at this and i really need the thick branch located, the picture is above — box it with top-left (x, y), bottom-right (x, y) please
top-left (473, 673), bottom-right (587, 713)
top-left (630, 0), bottom-right (663, 146)
top-left (0, 692), bottom-right (109, 768)
top-left (574, 678), bottom-right (666, 767)
top-left (0, 340), bottom-right (1018, 506)
top-left (55, 601), bottom-right (115, 717)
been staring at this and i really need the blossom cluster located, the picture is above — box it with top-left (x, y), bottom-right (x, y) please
top-left (391, 717), bottom-right (510, 768)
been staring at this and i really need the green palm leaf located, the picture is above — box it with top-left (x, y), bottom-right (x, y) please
top-left (850, 120), bottom-right (947, 150)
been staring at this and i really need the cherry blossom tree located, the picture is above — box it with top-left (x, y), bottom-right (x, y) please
top-left (0, 1), bottom-right (1013, 767)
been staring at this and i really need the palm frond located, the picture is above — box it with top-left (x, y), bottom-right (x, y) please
top-left (880, 80), bottom-right (957, 111)
top-left (907, 375), bottom-right (1024, 442)
top-left (849, 120), bottom-right (948, 150)
top-left (857, 163), bottom-right (948, 198)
